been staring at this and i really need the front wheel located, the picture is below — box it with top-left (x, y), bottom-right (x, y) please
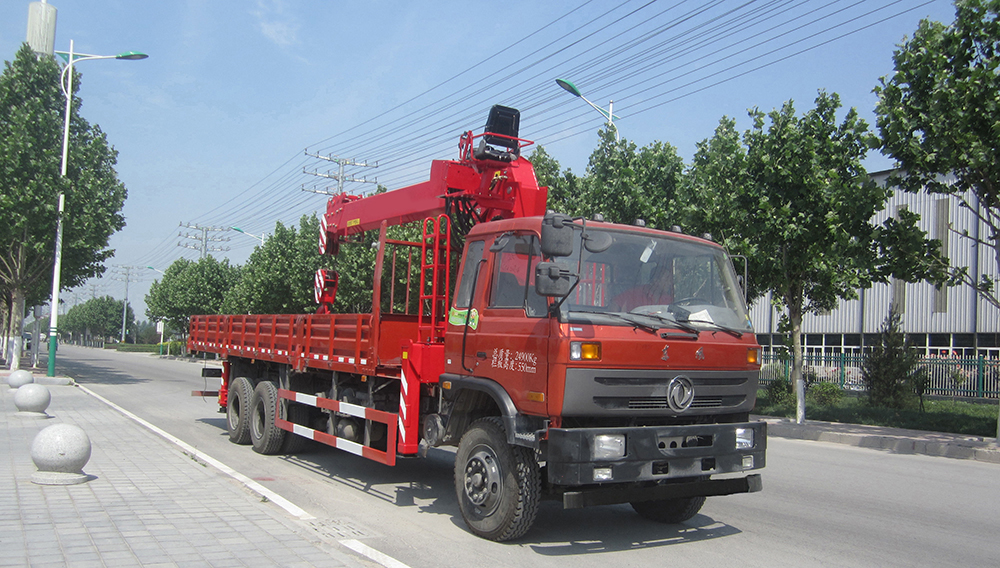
top-left (454, 417), bottom-right (540, 542)
top-left (630, 496), bottom-right (706, 524)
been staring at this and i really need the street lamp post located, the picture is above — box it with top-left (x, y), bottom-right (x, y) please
top-left (231, 226), bottom-right (266, 244)
top-left (46, 40), bottom-right (147, 376)
top-left (555, 78), bottom-right (620, 141)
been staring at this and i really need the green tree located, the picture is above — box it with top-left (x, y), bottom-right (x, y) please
top-left (529, 130), bottom-right (684, 228)
top-left (145, 256), bottom-right (241, 335)
top-left (0, 45), bottom-right (128, 369)
top-left (874, 0), bottom-right (1000, 309)
top-left (862, 307), bottom-right (927, 411)
top-left (528, 146), bottom-right (584, 216)
top-left (62, 295), bottom-right (134, 343)
top-left (683, 92), bottom-right (947, 423)
top-left (135, 320), bottom-right (159, 344)
top-left (222, 215), bottom-right (329, 314)
top-left (577, 129), bottom-right (684, 228)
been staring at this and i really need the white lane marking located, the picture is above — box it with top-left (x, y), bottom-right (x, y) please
top-left (340, 539), bottom-right (412, 568)
top-left (77, 385), bottom-right (315, 521)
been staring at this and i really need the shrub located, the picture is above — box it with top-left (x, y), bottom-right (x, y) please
top-left (862, 308), bottom-right (923, 410)
top-left (808, 382), bottom-right (844, 406)
top-left (765, 375), bottom-right (794, 405)
top-left (115, 343), bottom-right (159, 353)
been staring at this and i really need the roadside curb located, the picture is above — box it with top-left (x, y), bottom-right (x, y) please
top-left (1, 369), bottom-right (74, 386)
top-left (760, 417), bottom-right (1000, 465)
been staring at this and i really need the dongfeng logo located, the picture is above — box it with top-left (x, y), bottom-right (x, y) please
top-left (667, 375), bottom-right (695, 412)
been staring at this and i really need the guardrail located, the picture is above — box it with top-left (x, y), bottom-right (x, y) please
top-left (761, 352), bottom-right (1000, 399)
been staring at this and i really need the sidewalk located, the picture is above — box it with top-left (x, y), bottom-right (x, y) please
top-left (756, 415), bottom-right (1000, 464)
top-left (1, 375), bottom-right (360, 568)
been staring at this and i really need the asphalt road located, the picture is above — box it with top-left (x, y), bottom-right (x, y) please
top-left (53, 344), bottom-right (1000, 568)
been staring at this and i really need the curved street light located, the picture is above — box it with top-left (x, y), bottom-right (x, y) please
top-left (46, 40), bottom-right (147, 376)
top-left (231, 226), bottom-right (266, 244)
top-left (555, 78), bottom-right (620, 141)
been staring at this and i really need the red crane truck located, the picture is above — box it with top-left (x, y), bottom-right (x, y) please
top-left (189, 106), bottom-right (765, 541)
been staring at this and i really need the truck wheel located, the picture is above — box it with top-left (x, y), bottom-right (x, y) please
top-left (454, 417), bottom-right (540, 541)
top-left (630, 496), bottom-right (706, 524)
top-left (250, 381), bottom-right (286, 455)
top-left (226, 377), bottom-right (254, 445)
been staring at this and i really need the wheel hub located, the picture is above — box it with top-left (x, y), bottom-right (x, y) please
top-left (464, 447), bottom-right (502, 515)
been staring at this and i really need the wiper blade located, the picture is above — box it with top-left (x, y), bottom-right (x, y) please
top-left (627, 310), bottom-right (700, 336)
top-left (609, 313), bottom-right (659, 335)
top-left (685, 319), bottom-right (744, 338)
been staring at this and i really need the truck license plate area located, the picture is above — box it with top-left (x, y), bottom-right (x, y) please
top-left (657, 434), bottom-right (713, 450)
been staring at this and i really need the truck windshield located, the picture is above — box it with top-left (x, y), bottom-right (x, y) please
top-left (561, 228), bottom-right (752, 332)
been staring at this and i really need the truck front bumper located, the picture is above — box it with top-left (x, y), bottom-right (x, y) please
top-left (545, 421), bottom-right (766, 487)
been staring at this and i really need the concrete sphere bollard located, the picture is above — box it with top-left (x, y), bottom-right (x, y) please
top-left (7, 369), bottom-right (33, 389)
top-left (14, 383), bottom-right (51, 418)
top-left (30, 423), bottom-right (92, 485)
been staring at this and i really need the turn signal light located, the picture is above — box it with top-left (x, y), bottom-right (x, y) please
top-left (747, 348), bottom-right (759, 365)
top-left (570, 341), bottom-right (602, 361)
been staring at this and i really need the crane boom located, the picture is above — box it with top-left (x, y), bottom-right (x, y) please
top-left (319, 106), bottom-right (548, 255)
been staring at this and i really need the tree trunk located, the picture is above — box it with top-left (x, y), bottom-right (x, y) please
top-left (788, 296), bottom-right (806, 424)
top-left (7, 288), bottom-right (25, 370)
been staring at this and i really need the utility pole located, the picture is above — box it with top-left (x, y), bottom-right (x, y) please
top-left (88, 281), bottom-right (107, 299)
top-left (110, 265), bottom-right (143, 343)
top-left (303, 152), bottom-right (378, 195)
top-left (178, 222), bottom-right (231, 258)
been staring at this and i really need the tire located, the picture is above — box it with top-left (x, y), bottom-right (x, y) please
top-left (281, 402), bottom-right (312, 454)
top-left (250, 381), bottom-right (286, 455)
top-left (226, 377), bottom-right (254, 445)
top-left (630, 496), bottom-right (706, 524)
top-left (454, 417), bottom-right (540, 541)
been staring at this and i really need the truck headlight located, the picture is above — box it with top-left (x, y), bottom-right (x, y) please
top-left (736, 427), bottom-right (754, 449)
top-left (593, 434), bottom-right (625, 460)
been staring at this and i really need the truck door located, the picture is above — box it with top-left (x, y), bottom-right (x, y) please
top-left (470, 233), bottom-right (549, 416)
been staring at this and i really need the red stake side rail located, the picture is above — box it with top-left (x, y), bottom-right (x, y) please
top-left (276, 388), bottom-right (399, 465)
top-left (190, 312), bottom-right (383, 376)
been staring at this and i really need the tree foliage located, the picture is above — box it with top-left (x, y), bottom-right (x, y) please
top-left (145, 257), bottom-right (241, 335)
top-left (0, 45), bottom-right (128, 368)
top-left (529, 129), bottom-right (684, 229)
top-left (222, 215), bottom-right (329, 314)
top-left (62, 295), bottom-right (134, 342)
top-left (875, 0), bottom-right (1000, 309)
top-left (682, 91), bottom-right (947, 423)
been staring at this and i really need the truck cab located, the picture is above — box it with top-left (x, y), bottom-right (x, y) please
top-left (441, 214), bottom-right (764, 536)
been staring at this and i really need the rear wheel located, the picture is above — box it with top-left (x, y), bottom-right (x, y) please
top-left (630, 496), bottom-right (706, 524)
top-left (250, 381), bottom-right (286, 455)
top-left (226, 377), bottom-right (253, 445)
top-left (454, 417), bottom-right (540, 541)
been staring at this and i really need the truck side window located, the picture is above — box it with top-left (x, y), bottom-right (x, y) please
top-left (455, 240), bottom-right (485, 308)
top-left (489, 235), bottom-right (547, 316)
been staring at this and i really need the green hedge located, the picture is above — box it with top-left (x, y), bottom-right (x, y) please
top-left (115, 343), bottom-right (160, 352)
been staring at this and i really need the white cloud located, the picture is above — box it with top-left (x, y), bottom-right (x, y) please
top-left (252, 0), bottom-right (299, 47)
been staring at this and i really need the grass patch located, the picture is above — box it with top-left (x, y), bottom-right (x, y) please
top-left (755, 391), bottom-right (998, 438)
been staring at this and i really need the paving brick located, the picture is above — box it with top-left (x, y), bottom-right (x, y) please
top-left (2, 385), bottom-right (349, 568)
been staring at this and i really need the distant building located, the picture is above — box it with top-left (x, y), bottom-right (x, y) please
top-left (750, 169), bottom-right (999, 359)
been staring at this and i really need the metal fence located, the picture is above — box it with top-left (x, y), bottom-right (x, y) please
top-left (760, 352), bottom-right (1000, 399)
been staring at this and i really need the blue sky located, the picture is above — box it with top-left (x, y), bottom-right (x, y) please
top-left (1, 0), bottom-right (957, 318)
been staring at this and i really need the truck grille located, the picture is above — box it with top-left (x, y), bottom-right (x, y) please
top-left (563, 368), bottom-right (758, 417)
top-left (595, 395), bottom-right (746, 411)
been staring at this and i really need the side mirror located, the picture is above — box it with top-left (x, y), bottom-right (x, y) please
top-left (541, 213), bottom-right (573, 257)
top-left (583, 231), bottom-right (613, 253)
top-left (535, 262), bottom-right (573, 297)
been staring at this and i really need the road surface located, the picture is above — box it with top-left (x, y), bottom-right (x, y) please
top-left (51, 345), bottom-right (1000, 567)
